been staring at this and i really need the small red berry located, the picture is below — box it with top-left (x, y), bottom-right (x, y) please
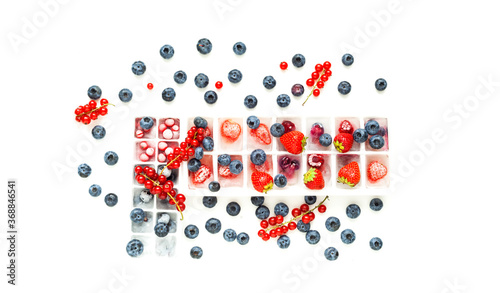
top-left (191, 140), bottom-right (200, 147)
top-left (306, 78), bottom-right (315, 87)
top-left (99, 107), bottom-right (108, 116)
top-left (276, 227), bottom-right (283, 236)
top-left (318, 205), bottom-right (327, 213)
top-left (158, 175), bottom-right (167, 184)
top-left (288, 222), bottom-right (297, 230)
top-left (81, 115), bottom-right (91, 125)
top-left (302, 214), bottom-right (311, 224)
top-left (281, 226), bottom-right (288, 234)
top-left (75, 116), bottom-right (81, 122)
top-left (169, 189), bottom-right (177, 197)
top-left (280, 62), bottom-right (288, 70)
top-left (144, 180), bottom-right (153, 190)
top-left (176, 194), bottom-right (186, 203)
top-left (158, 192), bottom-right (167, 200)
top-left (270, 229), bottom-right (277, 238)
top-left (173, 147), bottom-right (181, 155)
top-left (89, 100), bottom-right (97, 109)
top-left (187, 130), bottom-right (195, 138)
top-left (320, 74), bottom-right (329, 82)
top-left (215, 81), bottom-right (223, 89)
top-left (180, 142), bottom-right (188, 149)
top-left (90, 112), bottom-right (98, 120)
top-left (313, 89), bottom-right (320, 97)
top-left (323, 61), bottom-right (331, 70)
top-left (136, 175), bottom-right (145, 184)
top-left (262, 233), bottom-right (270, 241)
top-left (100, 99), bottom-right (108, 106)
top-left (325, 69), bottom-right (332, 77)
top-left (260, 220), bottom-right (269, 229)
top-left (147, 83), bottom-right (154, 90)
top-left (163, 184), bottom-right (172, 193)
top-left (172, 161), bottom-right (180, 169)
top-left (292, 208), bottom-right (301, 217)
top-left (269, 217), bottom-right (277, 226)
top-left (309, 212), bottom-right (315, 221)
top-left (177, 202), bottom-right (186, 212)
top-left (317, 81), bottom-right (325, 89)
top-left (83, 105), bottom-right (91, 112)
top-left (258, 229), bottom-right (266, 238)
top-left (311, 72), bottom-right (319, 80)
top-left (187, 148), bottom-right (195, 156)
top-left (134, 166), bottom-right (143, 174)
top-left (153, 186), bottom-right (162, 195)
top-left (315, 64), bottom-right (323, 72)
top-left (276, 215), bottom-right (284, 224)
top-left (300, 204), bottom-right (309, 213)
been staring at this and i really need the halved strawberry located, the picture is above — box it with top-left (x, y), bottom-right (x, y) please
top-left (280, 131), bottom-right (307, 154)
top-left (367, 161), bottom-right (387, 182)
top-left (303, 168), bottom-right (325, 190)
top-left (337, 161), bottom-right (360, 187)
top-left (338, 120), bottom-right (354, 134)
top-left (250, 160), bottom-right (271, 173)
top-left (250, 124), bottom-right (271, 145)
top-left (333, 133), bottom-right (353, 153)
top-left (192, 164), bottom-right (212, 184)
top-left (218, 165), bottom-right (236, 178)
top-left (221, 119), bottom-right (241, 142)
top-left (251, 171), bottom-right (273, 193)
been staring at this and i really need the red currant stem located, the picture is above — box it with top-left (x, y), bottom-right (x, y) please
top-left (77, 103), bottom-right (115, 116)
top-left (302, 70), bottom-right (326, 106)
top-left (140, 172), bottom-right (184, 220)
top-left (264, 196), bottom-right (329, 232)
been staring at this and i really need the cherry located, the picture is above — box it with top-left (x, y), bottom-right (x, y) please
top-left (306, 78), bottom-right (315, 87)
top-left (310, 122), bottom-right (324, 139)
top-left (147, 83), bottom-right (154, 90)
top-left (215, 81), bottom-right (223, 89)
top-left (300, 204), bottom-right (309, 213)
top-left (260, 220), bottom-right (269, 229)
top-left (280, 62), bottom-right (288, 70)
top-left (318, 205), bottom-right (327, 213)
top-left (315, 64), bottom-right (323, 72)
top-left (313, 89), bottom-right (320, 97)
top-left (292, 208), bottom-right (301, 217)
top-left (281, 120), bottom-right (296, 134)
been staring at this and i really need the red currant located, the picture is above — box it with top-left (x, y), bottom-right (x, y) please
top-left (172, 161), bottom-right (180, 169)
top-left (146, 168), bottom-right (155, 178)
top-left (323, 61), bottom-right (331, 70)
top-left (187, 148), bottom-right (195, 156)
top-left (318, 205), bottom-right (327, 213)
top-left (309, 212), bottom-right (315, 221)
top-left (99, 107), bottom-right (108, 116)
top-left (258, 229), bottom-right (266, 237)
top-left (260, 220), bottom-right (269, 229)
top-left (182, 154), bottom-right (189, 161)
top-left (215, 81), bottom-right (223, 89)
top-left (292, 208), bottom-right (301, 217)
top-left (302, 214), bottom-right (311, 224)
top-left (83, 105), bottom-right (91, 112)
top-left (100, 99), bottom-right (109, 106)
top-left (306, 78), bottom-right (315, 87)
top-left (177, 202), bottom-right (186, 212)
top-left (75, 116), bottom-right (81, 122)
top-left (89, 100), bottom-right (97, 109)
top-left (262, 233), bottom-right (270, 241)
top-left (313, 89), bottom-right (320, 97)
top-left (173, 147), bottom-right (181, 155)
top-left (176, 194), bottom-right (186, 203)
top-left (276, 215), bottom-right (283, 224)
top-left (163, 184), bottom-right (172, 193)
top-left (281, 226), bottom-right (288, 234)
top-left (317, 81), bottom-right (325, 89)
top-left (144, 180), bottom-right (153, 190)
top-left (90, 112), bottom-right (98, 120)
top-left (311, 72), bottom-right (319, 80)
top-left (320, 75), bottom-right (329, 82)
top-left (315, 64), bottom-right (323, 72)
top-left (153, 186), bottom-right (162, 195)
top-left (191, 140), bottom-right (200, 147)
top-left (180, 142), bottom-right (187, 149)
top-left (288, 222), bottom-right (297, 230)
top-left (268, 217), bottom-right (277, 226)
top-left (75, 108), bottom-right (82, 115)
top-left (147, 83), bottom-right (154, 90)
top-left (325, 69), bottom-right (332, 77)
top-left (81, 115), bottom-right (90, 125)
top-left (187, 130), bottom-right (195, 138)
top-left (300, 204), bottom-right (309, 213)
top-left (158, 175), bottom-right (167, 184)
top-left (158, 192), bottom-right (167, 200)
top-left (136, 175), bottom-right (145, 184)
top-left (168, 197), bottom-right (176, 205)
top-left (185, 137), bottom-right (192, 145)
top-left (196, 135), bottom-right (204, 142)
top-left (276, 227), bottom-right (283, 236)
top-left (280, 61), bottom-right (288, 70)
top-left (270, 229), bottom-right (277, 238)
top-left (169, 189), bottom-right (177, 197)
top-left (134, 166), bottom-right (143, 174)
top-left (190, 126), bottom-right (197, 132)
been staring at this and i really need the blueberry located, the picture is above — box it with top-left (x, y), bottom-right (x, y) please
top-left (276, 94), bottom-right (291, 107)
top-left (159, 44), bottom-right (174, 59)
top-left (375, 78), bottom-right (387, 91)
top-left (87, 85), bottom-right (102, 100)
top-left (190, 246), bottom-right (203, 259)
top-left (292, 53), bottom-right (306, 67)
top-left (204, 90), bottom-right (218, 104)
top-left (291, 84), bottom-right (304, 96)
top-left (233, 42), bottom-right (246, 55)
top-left (244, 95), bottom-right (258, 109)
top-left (131, 61), bottom-right (146, 75)
top-left (274, 174), bottom-right (287, 188)
top-left (194, 73), bottom-right (209, 88)
top-left (247, 116), bottom-right (260, 129)
top-left (196, 38), bottom-right (212, 54)
top-left (255, 205), bottom-right (270, 220)
top-left (226, 202), bottom-right (241, 216)
top-left (277, 235), bottom-right (291, 249)
top-left (365, 120), bottom-right (380, 135)
top-left (203, 196), bottom-right (217, 208)
top-left (195, 147), bottom-right (204, 160)
top-left (296, 220), bottom-right (311, 233)
top-left (104, 151), bottom-right (119, 166)
top-left (341, 229), bottom-right (356, 244)
top-left (274, 202), bottom-right (289, 216)
top-left (370, 198), bottom-right (384, 211)
top-left (187, 158), bottom-right (201, 172)
top-left (208, 181), bottom-right (220, 192)
top-left (88, 184), bottom-right (101, 197)
top-left (223, 229), bottom-right (237, 242)
top-left (346, 204), bottom-right (361, 219)
top-left (324, 247), bottom-right (339, 261)
top-left (126, 239), bottom-right (144, 257)
top-left (342, 53), bottom-right (354, 66)
top-left (319, 133), bottom-right (332, 147)
top-left (162, 87), bottom-right (176, 102)
top-left (369, 135), bottom-right (385, 149)
top-left (369, 237), bottom-right (383, 250)
top-left (306, 230), bottom-right (321, 245)
top-left (263, 76), bottom-right (276, 89)
top-left (270, 123), bottom-right (285, 137)
top-left (353, 128), bottom-right (369, 143)
top-left (140, 116), bottom-right (154, 130)
top-left (78, 163), bottom-right (91, 178)
top-left (228, 69), bottom-right (243, 83)
top-left (229, 159), bottom-right (243, 175)
top-left (325, 217), bottom-right (341, 232)
top-left (304, 196), bottom-right (317, 205)
top-left (250, 149), bottom-right (266, 165)
top-left (194, 116), bottom-right (208, 129)
top-left (154, 222), bottom-right (169, 237)
top-left (217, 154), bottom-right (231, 166)
top-left (104, 193), bottom-right (118, 207)
top-left (237, 232), bottom-right (249, 245)
top-left (202, 136), bottom-right (214, 151)
top-left (173, 70), bottom-right (187, 84)
top-left (166, 220), bottom-right (177, 233)
top-left (251, 196), bottom-right (264, 206)
top-left (205, 218), bottom-right (222, 234)
top-left (338, 81), bottom-right (351, 95)
top-left (118, 88), bottom-right (132, 102)
top-left (91, 125), bottom-right (106, 140)
top-left (184, 224), bottom-right (199, 239)
top-left (130, 208), bottom-right (145, 223)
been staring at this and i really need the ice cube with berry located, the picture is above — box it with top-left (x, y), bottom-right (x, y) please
top-left (158, 118), bottom-right (180, 140)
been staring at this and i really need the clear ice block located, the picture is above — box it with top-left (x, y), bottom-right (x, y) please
top-left (306, 117), bottom-right (332, 151)
top-left (247, 117), bottom-right (273, 151)
top-left (218, 118), bottom-right (243, 152)
top-left (158, 118), bottom-right (181, 140)
top-left (218, 155), bottom-right (244, 188)
top-left (334, 117), bottom-right (361, 152)
top-left (135, 117), bottom-right (156, 139)
top-left (131, 211), bottom-right (154, 233)
top-left (366, 154), bottom-right (390, 188)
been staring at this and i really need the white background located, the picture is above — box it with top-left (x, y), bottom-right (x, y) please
top-left (1, 0), bottom-right (500, 292)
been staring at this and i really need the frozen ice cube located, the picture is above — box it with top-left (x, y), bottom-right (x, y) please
top-left (157, 213), bottom-right (170, 224)
top-left (156, 236), bottom-right (176, 257)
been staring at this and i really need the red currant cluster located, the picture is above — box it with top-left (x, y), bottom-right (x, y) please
top-left (74, 99), bottom-right (112, 125)
top-left (257, 196), bottom-right (329, 241)
top-left (165, 126), bottom-right (206, 170)
top-left (303, 61), bottom-right (332, 105)
top-left (134, 165), bottom-right (186, 212)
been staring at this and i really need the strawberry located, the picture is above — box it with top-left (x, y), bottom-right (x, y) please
top-left (280, 131), bottom-right (307, 154)
top-left (192, 164), bottom-right (211, 184)
top-left (250, 160), bottom-right (271, 173)
top-left (250, 123), bottom-right (271, 145)
top-left (333, 133), bottom-right (353, 153)
top-left (251, 171), bottom-right (273, 193)
top-left (303, 168), bottom-right (325, 190)
top-left (220, 119), bottom-right (241, 142)
top-left (338, 120), bottom-right (354, 134)
top-left (337, 161), bottom-right (361, 187)
top-left (367, 161), bottom-right (387, 182)
top-left (218, 165), bottom-right (236, 178)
